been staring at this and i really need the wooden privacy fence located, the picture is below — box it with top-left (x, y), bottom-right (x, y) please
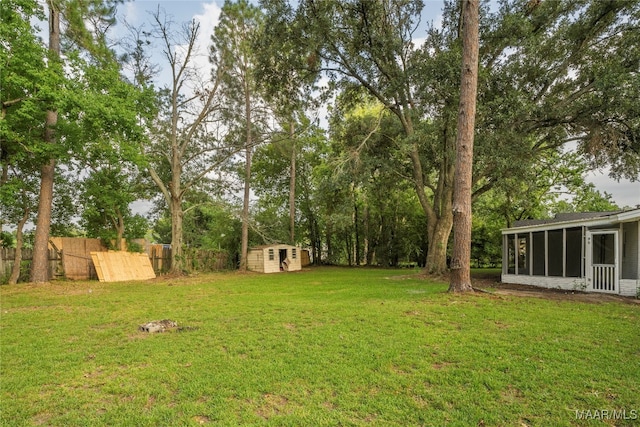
top-left (149, 245), bottom-right (229, 273)
top-left (50, 237), bottom-right (105, 280)
top-left (1, 239), bottom-right (230, 282)
top-left (0, 248), bottom-right (62, 282)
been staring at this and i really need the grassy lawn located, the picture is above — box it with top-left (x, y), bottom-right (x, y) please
top-left (1, 267), bottom-right (638, 426)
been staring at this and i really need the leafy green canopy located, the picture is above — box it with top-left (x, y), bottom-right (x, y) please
top-left (2, 0), bottom-right (155, 252)
top-left (1, 0), bottom-right (56, 163)
top-left (473, 0), bottom-right (640, 183)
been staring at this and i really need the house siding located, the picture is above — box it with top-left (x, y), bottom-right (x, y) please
top-left (502, 275), bottom-right (639, 297)
top-left (501, 274), bottom-right (586, 291)
top-left (619, 279), bottom-right (639, 297)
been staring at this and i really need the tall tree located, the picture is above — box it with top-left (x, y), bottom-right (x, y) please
top-left (267, 0), bottom-right (458, 274)
top-left (255, 0), bottom-right (319, 245)
top-left (67, 46), bottom-right (153, 250)
top-left (264, 0), bottom-right (640, 275)
top-left (1, 0), bottom-right (50, 249)
top-left (0, 165), bottom-right (38, 284)
top-left (80, 166), bottom-right (147, 249)
top-left (30, 1), bottom-right (62, 282)
top-left (143, 10), bottom-right (234, 274)
top-left (1, 0), bottom-right (143, 282)
top-left (211, 0), bottom-right (265, 270)
top-left (449, 0), bottom-right (479, 292)
top-left (326, 91), bottom-right (427, 267)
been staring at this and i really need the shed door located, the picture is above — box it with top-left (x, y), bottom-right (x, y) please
top-left (586, 230), bottom-right (619, 293)
top-left (279, 249), bottom-right (288, 271)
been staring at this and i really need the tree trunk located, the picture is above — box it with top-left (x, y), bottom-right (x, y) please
top-left (168, 124), bottom-right (183, 273)
top-left (288, 121), bottom-right (296, 245)
top-left (353, 196), bottom-right (360, 266)
top-left (168, 110), bottom-right (184, 273)
top-left (449, 0), bottom-right (480, 293)
top-left (9, 209), bottom-right (29, 285)
top-left (299, 172), bottom-right (320, 264)
top-left (31, 158), bottom-right (55, 283)
top-left (0, 163), bottom-right (5, 235)
top-left (407, 130), bottom-right (454, 276)
top-left (30, 4), bottom-right (60, 283)
top-left (239, 81), bottom-right (253, 271)
top-left (115, 208), bottom-right (126, 251)
top-left (313, 221), bottom-right (321, 264)
top-left (425, 212), bottom-right (453, 274)
top-left (239, 146), bottom-right (251, 271)
top-left (345, 233), bottom-right (352, 266)
top-left (326, 220), bottom-right (333, 264)
top-left (363, 204), bottom-right (371, 265)
top-left (170, 195), bottom-right (184, 273)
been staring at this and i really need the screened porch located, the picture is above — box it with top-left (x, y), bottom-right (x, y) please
top-left (501, 209), bottom-right (640, 296)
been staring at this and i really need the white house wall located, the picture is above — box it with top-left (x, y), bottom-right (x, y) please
top-left (501, 274), bottom-right (587, 292)
top-left (620, 280), bottom-right (640, 297)
top-left (502, 274), bottom-right (638, 297)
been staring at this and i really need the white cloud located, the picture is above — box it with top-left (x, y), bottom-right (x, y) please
top-left (412, 36), bottom-right (427, 50)
top-left (122, 2), bottom-right (139, 25)
top-left (194, 1), bottom-right (222, 34)
top-left (585, 173), bottom-right (640, 209)
top-left (164, 1), bottom-right (221, 90)
top-left (190, 1), bottom-right (222, 73)
top-left (433, 13), bottom-right (443, 30)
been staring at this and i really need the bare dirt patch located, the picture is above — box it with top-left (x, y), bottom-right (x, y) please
top-left (256, 393), bottom-right (291, 419)
top-left (478, 284), bottom-right (639, 304)
top-left (471, 273), bottom-right (639, 305)
top-left (392, 270), bottom-right (639, 304)
top-left (193, 415), bottom-right (211, 424)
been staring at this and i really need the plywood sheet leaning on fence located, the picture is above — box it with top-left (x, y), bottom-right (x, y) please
top-left (90, 252), bottom-right (156, 282)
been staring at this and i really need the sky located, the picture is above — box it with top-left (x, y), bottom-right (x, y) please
top-left (123, 0), bottom-right (639, 209)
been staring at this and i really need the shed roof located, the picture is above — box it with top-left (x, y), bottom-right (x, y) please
top-left (250, 244), bottom-right (299, 250)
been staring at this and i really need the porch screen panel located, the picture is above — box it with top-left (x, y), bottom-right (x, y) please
top-left (548, 229), bottom-right (563, 276)
top-left (532, 232), bottom-right (545, 276)
top-left (622, 222), bottom-right (638, 279)
top-left (593, 233), bottom-right (615, 264)
top-left (517, 234), bottom-right (530, 275)
top-left (507, 235), bottom-right (516, 274)
top-left (565, 227), bottom-right (582, 277)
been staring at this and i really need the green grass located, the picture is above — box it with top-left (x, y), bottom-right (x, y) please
top-left (1, 267), bottom-right (638, 426)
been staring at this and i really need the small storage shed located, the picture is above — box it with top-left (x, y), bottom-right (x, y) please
top-left (247, 244), bottom-right (303, 273)
top-left (501, 208), bottom-right (640, 296)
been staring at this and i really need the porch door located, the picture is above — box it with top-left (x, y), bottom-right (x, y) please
top-left (586, 230), bottom-right (619, 293)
